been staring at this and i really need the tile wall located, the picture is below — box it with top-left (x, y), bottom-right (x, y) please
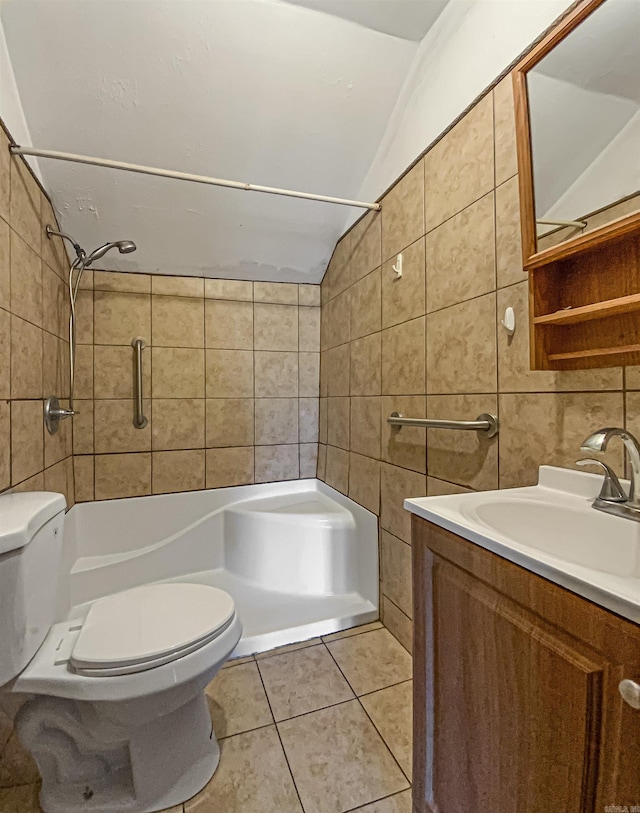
top-left (72, 275), bottom-right (320, 500)
top-left (0, 123), bottom-right (75, 507)
top-left (318, 75), bottom-right (636, 651)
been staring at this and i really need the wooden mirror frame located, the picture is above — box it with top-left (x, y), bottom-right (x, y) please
top-left (512, 0), bottom-right (640, 270)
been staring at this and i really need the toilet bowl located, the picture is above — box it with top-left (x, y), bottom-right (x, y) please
top-left (0, 492), bottom-right (242, 813)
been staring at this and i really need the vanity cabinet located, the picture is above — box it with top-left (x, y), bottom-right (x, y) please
top-left (412, 516), bottom-right (640, 813)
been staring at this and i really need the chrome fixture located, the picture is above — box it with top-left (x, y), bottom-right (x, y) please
top-left (575, 458), bottom-right (627, 503)
top-left (43, 226), bottom-right (137, 433)
top-left (579, 427), bottom-right (640, 521)
top-left (131, 337), bottom-right (148, 429)
top-left (387, 412), bottom-right (499, 438)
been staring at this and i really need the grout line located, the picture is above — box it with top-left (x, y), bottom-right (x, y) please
top-left (342, 790), bottom-right (412, 813)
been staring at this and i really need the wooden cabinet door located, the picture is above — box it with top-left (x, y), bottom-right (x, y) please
top-left (412, 518), bottom-right (640, 813)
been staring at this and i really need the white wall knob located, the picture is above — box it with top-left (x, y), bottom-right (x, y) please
top-left (619, 679), bottom-right (640, 709)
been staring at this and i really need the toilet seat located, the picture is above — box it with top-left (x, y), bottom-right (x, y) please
top-left (70, 583), bottom-right (236, 677)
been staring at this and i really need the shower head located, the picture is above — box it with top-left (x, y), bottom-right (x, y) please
top-left (84, 240), bottom-right (137, 266)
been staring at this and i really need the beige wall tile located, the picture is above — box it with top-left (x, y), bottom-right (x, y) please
top-left (10, 158), bottom-right (40, 250)
top-left (494, 76), bottom-right (519, 186)
top-left (299, 285), bottom-right (321, 307)
top-left (151, 275), bottom-right (204, 297)
top-left (351, 268), bottom-right (381, 341)
top-left (382, 161), bottom-right (425, 261)
top-left (424, 94), bottom-right (494, 231)
top-left (74, 455), bottom-right (94, 502)
top-left (351, 211), bottom-right (381, 282)
top-left (350, 396), bottom-right (381, 460)
top-left (11, 400), bottom-right (43, 485)
top-left (0, 308), bottom-right (9, 400)
top-left (44, 413), bottom-right (69, 468)
top-left (0, 219), bottom-right (10, 311)
top-left (327, 344), bottom-right (351, 396)
top-left (42, 335), bottom-right (69, 399)
top-left (206, 446), bottom-right (254, 488)
top-left (0, 401), bottom-right (9, 490)
top-left (427, 476), bottom-right (473, 496)
top-left (299, 443), bottom-right (318, 478)
top-left (495, 176), bottom-right (525, 289)
top-left (299, 352), bottom-right (320, 397)
top-left (317, 443), bottom-right (327, 479)
top-left (93, 271), bottom-right (151, 294)
top-left (254, 303), bottom-right (298, 351)
top-left (381, 530), bottom-right (412, 618)
top-left (10, 231), bottom-right (42, 327)
top-left (205, 279), bottom-right (253, 301)
top-left (299, 398), bottom-right (319, 443)
top-left (327, 289), bottom-right (351, 347)
top-left (44, 460), bottom-right (70, 504)
top-left (255, 444), bottom-right (299, 483)
top-left (94, 344), bottom-right (150, 399)
top-left (254, 282), bottom-right (298, 305)
top-left (381, 237), bottom-right (425, 329)
top-left (497, 282), bottom-right (623, 392)
top-left (74, 345), bottom-right (93, 400)
top-left (94, 399), bottom-right (151, 453)
top-left (427, 394), bottom-right (498, 490)
top-left (381, 597), bottom-right (412, 654)
top-left (94, 452), bottom-right (152, 500)
top-left (94, 291), bottom-right (150, 345)
top-left (380, 463), bottom-right (425, 543)
top-left (382, 317), bottom-right (425, 396)
top-left (152, 296), bottom-right (204, 347)
top-left (206, 398), bottom-right (253, 447)
top-left (41, 199), bottom-right (69, 282)
top-left (254, 351), bottom-right (297, 397)
top-left (153, 398), bottom-right (205, 450)
top-left (325, 445), bottom-right (349, 494)
top-left (319, 397), bottom-right (328, 444)
top-left (72, 399), bottom-right (94, 454)
top-left (328, 397), bottom-right (350, 451)
top-left (154, 347), bottom-right (205, 398)
top-left (425, 193), bottom-right (495, 312)
top-left (0, 128), bottom-right (9, 224)
top-left (348, 453), bottom-right (380, 514)
top-left (42, 265), bottom-right (67, 339)
top-left (350, 333), bottom-right (381, 396)
top-left (381, 395), bottom-right (426, 473)
top-left (426, 294), bottom-right (496, 394)
top-left (75, 289), bottom-right (94, 344)
top-left (626, 367), bottom-right (640, 390)
top-left (499, 392), bottom-right (624, 488)
top-left (327, 234), bottom-right (352, 300)
top-left (152, 449), bottom-right (205, 494)
top-left (11, 471), bottom-right (45, 493)
top-left (299, 306), bottom-right (320, 352)
top-left (205, 299), bottom-right (253, 349)
top-left (10, 316), bottom-right (42, 399)
top-left (255, 398), bottom-right (298, 445)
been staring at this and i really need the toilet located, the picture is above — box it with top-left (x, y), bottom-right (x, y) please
top-left (0, 491), bottom-right (242, 813)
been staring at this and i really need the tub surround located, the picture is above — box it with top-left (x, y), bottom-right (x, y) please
top-left (72, 274), bottom-right (320, 502)
top-left (317, 74), bottom-right (640, 651)
top-left (0, 122), bottom-right (74, 506)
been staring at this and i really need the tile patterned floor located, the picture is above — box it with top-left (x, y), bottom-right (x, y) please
top-left (2, 622), bottom-right (413, 813)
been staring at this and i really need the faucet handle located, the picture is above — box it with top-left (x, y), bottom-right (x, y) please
top-left (576, 458), bottom-right (627, 503)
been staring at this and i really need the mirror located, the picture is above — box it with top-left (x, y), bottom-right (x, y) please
top-left (526, 0), bottom-right (640, 252)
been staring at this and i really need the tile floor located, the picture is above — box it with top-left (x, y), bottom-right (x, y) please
top-left (0, 622), bottom-right (413, 813)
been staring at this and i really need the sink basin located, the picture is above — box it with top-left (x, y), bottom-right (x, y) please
top-left (404, 466), bottom-right (640, 623)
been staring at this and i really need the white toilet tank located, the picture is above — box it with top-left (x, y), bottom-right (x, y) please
top-left (0, 492), bottom-right (66, 688)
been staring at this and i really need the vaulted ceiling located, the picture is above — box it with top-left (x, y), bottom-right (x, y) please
top-left (1, 0), bottom-right (450, 281)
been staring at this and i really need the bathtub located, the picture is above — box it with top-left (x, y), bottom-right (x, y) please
top-left (58, 479), bottom-right (378, 656)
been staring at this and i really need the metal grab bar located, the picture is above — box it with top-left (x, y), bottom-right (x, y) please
top-left (131, 337), bottom-right (148, 429)
top-left (388, 411), bottom-right (498, 438)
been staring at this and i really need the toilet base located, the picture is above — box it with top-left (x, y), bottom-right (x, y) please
top-left (17, 690), bottom-right (219, 813)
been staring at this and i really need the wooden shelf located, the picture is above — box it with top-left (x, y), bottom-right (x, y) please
top-left (534, 293), bottom-right (640, 326)
top-left (548, 344), bottom-right (640, 362)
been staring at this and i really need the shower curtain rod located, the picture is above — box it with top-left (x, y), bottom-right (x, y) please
top-left (9, 145), bottom-right (381, 211)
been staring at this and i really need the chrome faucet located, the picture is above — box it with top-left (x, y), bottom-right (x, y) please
top-left (579, 427), bottom-right (640, 521)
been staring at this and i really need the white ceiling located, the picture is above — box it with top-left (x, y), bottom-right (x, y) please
top-left (1, 0), bottom-right (449, 281)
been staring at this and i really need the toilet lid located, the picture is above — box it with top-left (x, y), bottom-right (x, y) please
top-left (70, 583), bottom-right (235, 674)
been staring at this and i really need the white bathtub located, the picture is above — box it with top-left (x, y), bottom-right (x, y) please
top-left (58, 479), bottom-right (378, 656)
